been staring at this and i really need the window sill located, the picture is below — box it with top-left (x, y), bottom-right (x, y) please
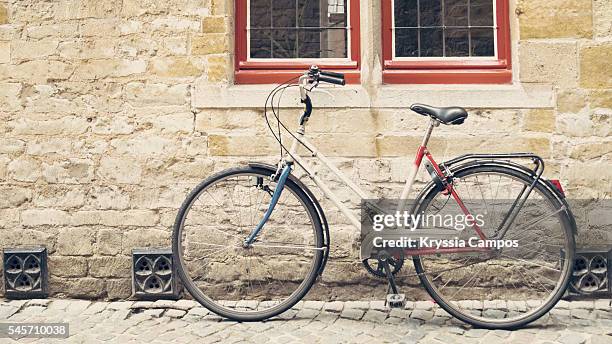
top-left (193, 78), bottom-right (553, 109)
top-left (235, 69), bottom-right (361, 85)
top-left (382, 69), bottom-right (513, 84)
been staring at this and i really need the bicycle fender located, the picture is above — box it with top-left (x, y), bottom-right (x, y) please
top-left (248, 162), bottom-right (331, 276)
top-left (416, 160), bottom-right (578, 235)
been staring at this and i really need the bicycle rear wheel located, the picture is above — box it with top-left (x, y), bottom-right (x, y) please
top-left (412, 164), bottom-right (575, 329)
top-left (173, 166), bottom-right (324, 321)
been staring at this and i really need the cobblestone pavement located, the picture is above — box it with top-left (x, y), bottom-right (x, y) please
top-left (0, 298), bottom-right (611, 343)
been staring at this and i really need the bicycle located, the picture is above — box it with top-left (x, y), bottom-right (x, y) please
top-left (173, 66), bottom-right (576, 329)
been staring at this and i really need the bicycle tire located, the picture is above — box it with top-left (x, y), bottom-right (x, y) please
top-left (412, 164), bottom-right (575, 329)
top-left (172, 166), bottom-right (324, 321)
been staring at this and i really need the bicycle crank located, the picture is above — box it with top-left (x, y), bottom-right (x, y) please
top-left (362, 250), bottom-right (404, 278)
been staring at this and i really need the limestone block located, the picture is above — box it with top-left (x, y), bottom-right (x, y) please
top-left (149, 57), bottom-right (202, 77)
top-left (523, 109), bottom-right (555, 133)
top-left (208, 134), bottom-right (281, 156)
top-left (92, 116), bottom-right (135, 135)
top-left (0, 42), bottom-right (9, 63)
top-left (593, 0), bottom-right (611, 38)
top-left (569, 141), bottom-right (612, 161)
top-left (580, 43), bottom-right (612, 89)
top-left (0, 186), bottom-right (31, 208)
top-left (49, 256), bottom-right (88, 278)
top-left (56, 227), bottom-right (95, 256)
top-left (589, 90), bottom-right (612, 109)
top-left (98, 156), bottom-right (142, 184)
top-left (151, 17), bottom-right (200, 32)
top-left (74, 59), bottom-right (146, 80)
top-left (0, 138), bottom-right (26, 154)
top-left (206, 55), bottom-right (228, 82)
top-left (32, 186), bottom-right (86, 209)
top-left (26, 138), bottom-right (72, 155)
top-left (42, 158), bottom-right (95, 184)
top-left (88, 256), bottom-right (131, 278)
top-left (8, 157), bottom-right (41, 182)
top-left (25, 23), bottom-right (79, 39)
top-left (0, 83), bottom-right (23, 111)
top-left (11, 40), bottom-right (59, 60)
top-left (517, 0), bottom-right (592, 38)
top-left (0, 4), bottom-right (7, 24)
top-left (191, 34), bottom-right (228, 55)
top-left (110, 136), bottom-right (178, 156)
top-left (59, 39), bottom-right (116, 60)
top-left (558, 89), bottom-right (587, 113)
top-left (519, 41), bottom-right (578, 87)
top-left (106, 279), bottom-right (131, 300)
top-left (97, 229), bottom-right (123, 255)
top-left (21, 209), bottom-right (70, 227)
top-left (50, 277), bottom-right (105, 298)
top-left (202, 17), bottom-right (226, 33)
top-left (88, 186), bottom-right (130, 210)
top-left (55, 0), bottom-right (122, 20)
top-left (71, 210), bottom-right (159, 227)
top-left (124, 82), bottom-right (189, 107)
top-left (11, 60), bottom-right (74, 82)
top-left (122, 228), bottom-right (170, 254)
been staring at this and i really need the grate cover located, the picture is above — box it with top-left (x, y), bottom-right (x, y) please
top-left (3, 247), bottom-right (48, 299)
top-left (567, 249), bottom-right (611, 297)
top-left (132, 248), bottom-right (180, 300)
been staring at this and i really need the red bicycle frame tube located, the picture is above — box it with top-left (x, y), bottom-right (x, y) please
top-left (406, 146), bottom-right (490, 256)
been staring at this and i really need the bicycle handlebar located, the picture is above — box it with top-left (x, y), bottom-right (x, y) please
top-left (318, 75), bottom-right (346, 86)
top-left (307, 65), bottom-right (346, 86)
top-left (320, 70), bottom-right (345, 80)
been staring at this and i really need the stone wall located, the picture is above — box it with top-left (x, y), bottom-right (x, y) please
top-left (0, 0), bottom-right (610, 299)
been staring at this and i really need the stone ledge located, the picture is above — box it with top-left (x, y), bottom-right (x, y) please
top-left (193, 79), bottom-right (554, 109)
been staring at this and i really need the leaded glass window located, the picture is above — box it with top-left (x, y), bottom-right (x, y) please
top-left (249, 0), bottom-right (349, 59)
top-left (393, 0), bottom-right (496, 58)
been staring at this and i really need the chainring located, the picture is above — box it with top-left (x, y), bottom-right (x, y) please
top-left (362, 251), bottom-right (405, 278)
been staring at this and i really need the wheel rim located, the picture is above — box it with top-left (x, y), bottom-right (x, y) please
top-left (415, 170), bottom-right (573, 325)
top-left (176, 171), bottom-right (322, 316)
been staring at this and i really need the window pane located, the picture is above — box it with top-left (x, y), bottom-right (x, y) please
top-left (420, 0), bottom-right (442, 27)
top-left (470, 0), bottom-right (494, 26)
top-left (249, 0), bottom-right (348, 59)
top-left (271, 0), bottom-right (296, 28)
top-left (250, 29), bottom-right (272, 58)
top-left (395, 28), bottom-right (418, 57)
top-left (420, 28), bottom-right (443, 56)
top-left (298, 0), bottom-right (347, 28)
top-left (444, 0), bottom-right (468, 27)
top-left (394, 0), bottom-right (418, 28)
top-left (250, 0), bottom-right (271, 28)
top-left (271, 29), bottom-right (297, 58)
top-left (393, 0), bottom-right (495, 58)
top-left (471, 28), bottom-right (494, 56)
top-left (445, 29), bottom-right (469, 56)
top-left (298, 29), bottom-right (347, 58)
top-left (298, 0), bottom-right (320, 27)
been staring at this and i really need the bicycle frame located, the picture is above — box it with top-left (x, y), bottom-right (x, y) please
top-left (244, 74), bottom-right (546, 257)
top-left (243, 107), bottom-right (490, 249)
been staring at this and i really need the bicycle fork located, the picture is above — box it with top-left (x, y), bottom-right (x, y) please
top-left (243, 163), bottom-right (293, 247)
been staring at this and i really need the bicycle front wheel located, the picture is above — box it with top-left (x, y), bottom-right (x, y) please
top-left (412, 164), bottom-right (575, 329)
top-left (173, 166), bottom-right (324, 321)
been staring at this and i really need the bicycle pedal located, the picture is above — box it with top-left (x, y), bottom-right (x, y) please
top-left (386, 294), bottom-right (406, 308)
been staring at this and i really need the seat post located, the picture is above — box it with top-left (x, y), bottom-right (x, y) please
top-left (421, 118), bottom-right (439, 147)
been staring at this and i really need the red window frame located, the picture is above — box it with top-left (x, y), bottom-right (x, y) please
top-left (381, 0), bottom-right (512, 84)
top-left (234, 0), bottom-right (361, 84)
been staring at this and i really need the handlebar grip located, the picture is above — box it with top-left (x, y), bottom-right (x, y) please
top-left (320, 70), bottom-right (345, 80)
top-left (318, 75), bottom-right (346, 86)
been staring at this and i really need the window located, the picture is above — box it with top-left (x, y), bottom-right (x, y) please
top-left (382, 0), bottom-right (512, 84)
top-left (235, 0), bottom-right (361, 84)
